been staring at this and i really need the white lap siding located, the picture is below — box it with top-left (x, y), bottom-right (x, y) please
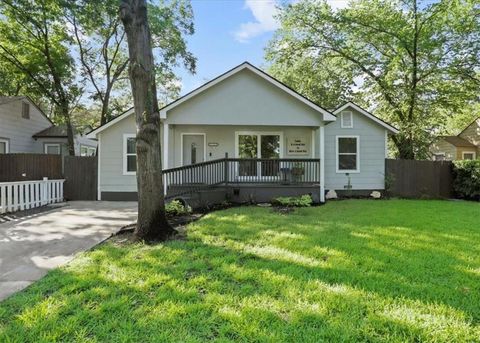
top-left (324, 108), bottom-right (387, 191)
top-left (98, 114), bottom-right (138, 193)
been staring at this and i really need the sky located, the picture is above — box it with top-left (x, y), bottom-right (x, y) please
top-left (175, 0), bottom-right (349, 95)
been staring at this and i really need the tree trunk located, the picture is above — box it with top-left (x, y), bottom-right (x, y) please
top-left (60, 100), bottom-right (75, 156)
top-left (120, 0), bottom-right (174, 241)
top-left (100, 89), bottom-right (111, 125)
top-left (392, 135), bottom-right (415, 160)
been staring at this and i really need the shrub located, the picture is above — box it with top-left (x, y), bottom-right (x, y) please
top-left (452, 160), bottom-right (480, 200)
top-left (165, 200), bottom-right (191, 216)
top-left (272, 194), bottom-right (313, 207)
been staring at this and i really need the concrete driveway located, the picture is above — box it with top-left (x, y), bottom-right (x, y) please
top-left (0, 201), bottom-right (137, 301)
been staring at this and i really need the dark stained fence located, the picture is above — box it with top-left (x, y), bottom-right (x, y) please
top-left (0, 154), bottom-right (63, 182)
top-left (64, 156), bottom-right (97, 200)
top-left (385, 159), bottom-right (453, 199)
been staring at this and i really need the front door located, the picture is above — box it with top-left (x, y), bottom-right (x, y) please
top-left (182, 134), bottom-right (204, 166)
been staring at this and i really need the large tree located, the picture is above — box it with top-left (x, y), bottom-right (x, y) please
top-left (67, 0), bottom-right (195, 125)
top-left (267, 0), bottom-right (480, 159)
top-left (0, 0), bottom-right (81, 155)
top-left (120, 0), bottom-right (176, 241)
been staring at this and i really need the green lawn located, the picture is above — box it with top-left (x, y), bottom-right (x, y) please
top-left (1, 200), bottom-right (480, 342)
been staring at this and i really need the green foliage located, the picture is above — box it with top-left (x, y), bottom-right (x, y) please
top-left (165, 199), bottom-right (191, 216)
top-left (266, 54), bottom-right (354, 110)
top-left (272, 194), bottom-right (313, 207)
top-left (0, 200), bottom-right (479, 341)
top-left (266, 0), bottom-right (480, 159)
top-left (453, 160), bottom-right (480, 200)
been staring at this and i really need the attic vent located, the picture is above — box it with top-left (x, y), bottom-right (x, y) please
top-left (22, 101), bottom-right (30, 119)
top-left (341, 111), bottom-right (353, 128)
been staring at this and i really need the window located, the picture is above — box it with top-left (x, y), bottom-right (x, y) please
top-left (462, 152), bottom-right (476, 160)
top-left (0, 138), bottom-right (9, 154)
top-left (123, 134), bottom-right (136, 174)
top-left (22, 102), bottom-right (30, 119)
top-left (433, 153), bottom-right (445, 161)
top-left (44, 143), bottom-right (61, 155)
top-left (336, 136), bottom-right (359, 173)
top-left (80, 146), bottom-right (96, 156)
top-left (341, 111), bottom-right (353, 128)
top-left (236, 132), bottom-right (282, 177)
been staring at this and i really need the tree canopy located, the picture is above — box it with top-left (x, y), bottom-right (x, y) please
top-left (266, 0), bottom-right (480, 159)
top-left (0, 0), bottom-right (195, 136)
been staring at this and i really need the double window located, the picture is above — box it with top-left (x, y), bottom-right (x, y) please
top-left (80, 146), bottom-right (96, 156)
top-left (336, 136), bottom-right (359, 173)
top-left (236, 132), bottom-right (282, 177)
top-left (123, 134), bottom-right (136, 175)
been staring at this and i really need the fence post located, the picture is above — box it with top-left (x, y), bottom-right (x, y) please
top-left (224, 152), bottom-right (229, 186)
top-left (41, 177), bottom-right (48, 205)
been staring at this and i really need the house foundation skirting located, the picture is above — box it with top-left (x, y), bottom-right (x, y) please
top-left (101, 184), bottom-right (321, 207)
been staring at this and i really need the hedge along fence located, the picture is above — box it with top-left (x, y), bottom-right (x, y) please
top-left (452, 160), bottom-right (480, 200)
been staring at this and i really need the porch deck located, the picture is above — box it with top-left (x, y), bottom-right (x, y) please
top-left (163, 158), bottom-right (321, 203)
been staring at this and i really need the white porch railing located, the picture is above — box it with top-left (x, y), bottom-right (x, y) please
top-left (0, 178), bottom-right (65, 214)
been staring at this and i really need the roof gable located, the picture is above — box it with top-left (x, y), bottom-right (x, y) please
top-left (0, 95), bottom-right (53, 125)
top-left (440, 135), bottom-right (476, 147)
top-left (333, 102), bottom-right (399, 134)
top-left (87, 62), bottom-right (336, 138)
top-left (160, 62), bottom-right (336, 122)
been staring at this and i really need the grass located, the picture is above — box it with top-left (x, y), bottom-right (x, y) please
top-left (1, 199), bottom-right (480, 342)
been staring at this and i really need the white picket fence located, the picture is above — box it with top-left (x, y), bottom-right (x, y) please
top-left (0, 178), bottom-right (65, 214)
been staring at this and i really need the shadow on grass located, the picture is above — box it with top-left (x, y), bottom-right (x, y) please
top-left (0, 200), bottom-right (479, 342)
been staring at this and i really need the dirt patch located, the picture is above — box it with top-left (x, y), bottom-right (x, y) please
top-left (112, 212), bottom-right (205, 245)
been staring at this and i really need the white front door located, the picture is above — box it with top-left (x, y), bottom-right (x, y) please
top-left (182, 134), bottom-right (205, 166)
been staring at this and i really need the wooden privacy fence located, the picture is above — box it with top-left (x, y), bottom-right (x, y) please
top-left (385, 159), bottom-right (453, 198)
top-left (0, 154), bottom-right (63, 182)
top-left (64, 156), bottom-right (97, 200)
top-left (0, 178), bottom-right (65, 214)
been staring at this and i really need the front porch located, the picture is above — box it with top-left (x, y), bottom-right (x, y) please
top-left (163, 157), bottom-right (323, 206)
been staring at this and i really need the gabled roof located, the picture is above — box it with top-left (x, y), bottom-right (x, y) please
top-left (33, 125), bottom-right (69, 138)
top-left (159, 62), bottom-right (336, 121)
top-left (333, 102), bottom-right (399, 134)
top-left (87, 62), bottom-right (336, 138)
top-left (0, 95), bottom-right (54, 125)
top-left (440, 136), bottom-right (476, 148)
top-left (458, 117), bottom-right (480, 137)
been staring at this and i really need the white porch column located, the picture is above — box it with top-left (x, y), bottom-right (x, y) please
top-left (319, 126), bottom-right (325, 203)
top-left (162, 122), bottom-right (169, 196)
top-left (162, 121), bottom-right (169, 169)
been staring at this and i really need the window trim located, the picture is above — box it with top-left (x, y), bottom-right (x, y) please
top-left (180, 133), bottom-right (207, 166)
top-left (123, 133), bottom-right (137, 175)
top-left (336, 135), bottom-right (360, 173)
top-left (462, 151), bottom-right (476, 160)
top-left (44, 143), bottom-right (61, 155)
top-left (340, 111), bottom-right (353, 128)
top-left (0, 138), bottom-right (9, 153)
top-left (234, 131), bottom-right (284, 159)
top-left (80, 145), bottom-right (96, 156)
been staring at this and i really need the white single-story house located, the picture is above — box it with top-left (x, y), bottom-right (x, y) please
top-left (87, 62), bottom-right (398, 204)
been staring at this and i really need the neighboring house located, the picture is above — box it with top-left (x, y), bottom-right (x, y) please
top-left (87, 62), bottom-right (398, 203)
top-left (431, 118), bottom-right (480, 161)
top-left (0, 96), bottom-right (97, 156)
